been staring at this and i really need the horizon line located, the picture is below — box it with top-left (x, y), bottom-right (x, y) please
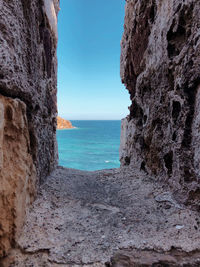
top-left (60, 119), bottom-right (124, 121)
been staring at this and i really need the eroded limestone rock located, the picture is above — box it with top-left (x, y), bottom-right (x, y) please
top-left (3, 167), bottom-right (200, 266)
top-left (0, 0), bottom-right (59, 183)
top-left (0, 95), bottom-right (36, 258)
top-left (120, 0), bottom-right (200, 207)
top-left (109, 248), bottom-right (200, 267)
top-left (0, 0), bottom-right (59, 258)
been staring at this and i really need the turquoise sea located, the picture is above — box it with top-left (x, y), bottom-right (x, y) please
top-left (57, 120), bottom-right (121, 171)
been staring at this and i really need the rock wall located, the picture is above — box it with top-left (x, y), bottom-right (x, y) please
top-left (0, 0), bottom-right (59, 257)
top-left (120, 0), bottom-right (200, 207)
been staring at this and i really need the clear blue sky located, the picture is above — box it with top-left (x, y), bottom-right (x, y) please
top-left (57, 0), bottom-right (130, 120)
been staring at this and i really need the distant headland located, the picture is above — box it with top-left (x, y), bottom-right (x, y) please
top-left (57, 116), bottom-right (74, 129)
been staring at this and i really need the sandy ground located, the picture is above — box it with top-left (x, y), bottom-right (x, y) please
top-left (3, 166), bottom-right (200, 266)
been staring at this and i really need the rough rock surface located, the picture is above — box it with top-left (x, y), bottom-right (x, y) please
top-left (1, 0), bottom-right (200, 265)
top-left (0, 0), bottom-right (59, 182)
top-left (57, 116), bottom-right (74, 129)
top-left (120, 0), bottom-right (200, 207)
top-left (0, 95), bottom-right (36, 258)
top-left (0, 0), bottom-right (59, 258)
top-left (2, 167), bottom-right (200, 266)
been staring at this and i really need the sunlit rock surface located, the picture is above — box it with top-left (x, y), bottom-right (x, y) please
top-left (57, 116), bottom-right (74, 129)
top-left (120, 0), bottom-right (200, 208)
top-left (0, 95), bottom-right (36, 258)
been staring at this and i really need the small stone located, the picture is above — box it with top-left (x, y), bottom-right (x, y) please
top-left (175, 225), bottom-right (184, 230)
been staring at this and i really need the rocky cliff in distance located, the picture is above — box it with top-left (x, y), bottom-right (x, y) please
top-left (120, 0), bottom-right (200, 208)
top-left (57, 116), bottom-right (74, 129)
top-left (0, 0), bottom-right (59, 258)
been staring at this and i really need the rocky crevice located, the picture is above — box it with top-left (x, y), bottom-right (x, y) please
top-left (1, 0), bottom-right (200, 265)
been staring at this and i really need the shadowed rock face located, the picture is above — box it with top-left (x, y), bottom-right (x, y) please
top-left (0, 0), bottom-right (59, 257)
top-left (120, 0), bottom-right (200, 207)
top-left (0, 0), bottom-right (59, 183)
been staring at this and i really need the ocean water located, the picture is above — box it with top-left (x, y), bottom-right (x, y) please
top-left (57, 120), bottom-right (121, 171)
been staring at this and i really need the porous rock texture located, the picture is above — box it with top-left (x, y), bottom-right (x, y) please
top-left (0, 0), bottom-right (59, 258)
top-left (2, 167), bottom-right (200, 266)
top-left (120, 0), bottom-right (200, 208)
top-left (1, 0), bottom-right (200, 266)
